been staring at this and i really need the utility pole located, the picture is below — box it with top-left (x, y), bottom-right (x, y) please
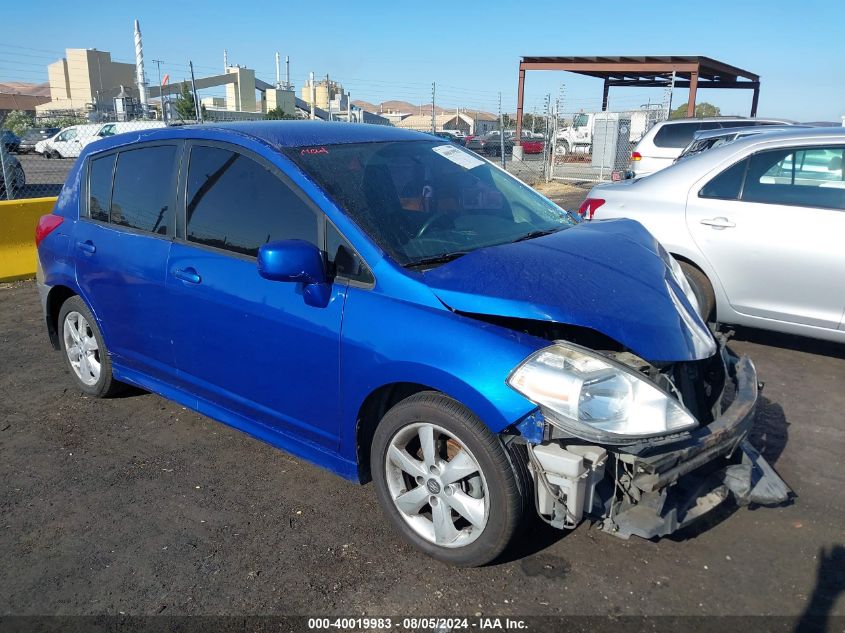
top-left (153, 59), bottom-right (167, 124)
top-left (498, 92), bottom-right (505, 168)
top-left (664, 71), bottom-right (676, 120)
top-left (309, 72), bottom-right (316, 120)
top-left (431, 82), bottom-right (436, 133)
top-left (347, 91), bottom-right (352, 123)
top-left (189, 61), bottom-right (202, 123)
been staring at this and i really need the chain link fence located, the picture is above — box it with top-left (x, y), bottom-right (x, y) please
top-left (549, 106), bottom-right (667, 183)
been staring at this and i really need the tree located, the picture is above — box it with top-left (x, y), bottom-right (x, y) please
top-left (670, 102), bottom-right (721, 119)
top-left (2, 110), bottom-right (35, 136)
top-left (265, 107), bottom-right (296, 120)
top-left (173, 82), bottom-right (205, 122)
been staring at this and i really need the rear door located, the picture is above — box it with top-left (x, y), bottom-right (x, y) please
top-left (165, 142), bottom-right (347, 447)
top-left (686, 144), bottom-right (845, 328)
top-left (73, 142), bottom-right (181, 378)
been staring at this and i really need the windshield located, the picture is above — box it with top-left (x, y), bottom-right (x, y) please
top-left (286, 140), bottom-right (575, 266)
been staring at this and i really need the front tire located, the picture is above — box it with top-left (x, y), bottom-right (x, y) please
top-left (371, 392), bottom-right (529, 566)
top-left (58, 296), bottom-right (122, 397)
top-left (679, 261), bottom-right (716, 323)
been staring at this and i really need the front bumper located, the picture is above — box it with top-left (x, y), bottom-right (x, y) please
top-left (602, 353), bottom-right (792, 539)
top-left (523, 350), bottom-right (792, 539)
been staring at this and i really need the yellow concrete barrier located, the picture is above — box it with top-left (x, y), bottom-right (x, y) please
top-left (0, 197), bottom-right (58, 282)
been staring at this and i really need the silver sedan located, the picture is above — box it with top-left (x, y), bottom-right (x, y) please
top-left (583, 127), bottom-right (845, 344)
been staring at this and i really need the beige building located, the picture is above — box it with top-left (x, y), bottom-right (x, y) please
top-left (39, 48), bottom-right (137, 114)
top-left (397, 111), bottom-right (498, 135)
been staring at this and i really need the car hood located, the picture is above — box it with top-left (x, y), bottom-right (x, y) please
top-left (421, 219), bottom-right (715, 362)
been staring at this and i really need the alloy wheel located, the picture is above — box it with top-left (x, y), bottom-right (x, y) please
top-left (384, 422), bottom-right (489, 548)
top-left (63, 311), bottom-right (101, 386)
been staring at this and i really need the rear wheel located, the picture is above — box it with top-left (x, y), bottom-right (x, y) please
top-left (679, 261), bottom-right (716, 323)
top-left (371, 392), bottom-right (529, 567)
top-left (58, 296), bottom-right (123, 397)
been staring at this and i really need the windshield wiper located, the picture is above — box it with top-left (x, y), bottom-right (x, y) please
top-left (512, 227), bottom-right (564, 243)
top-left (404, 251), bottom-right (469, 269)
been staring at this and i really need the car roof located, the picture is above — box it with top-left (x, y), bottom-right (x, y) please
top-left (653, 116), bottom-right (791, 127)
top-left (692, 124), bottom-right (808, 141)
top-left (90, 120), bottom-right (435, 152)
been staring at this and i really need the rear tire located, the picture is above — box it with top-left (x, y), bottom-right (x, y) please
top-left (58, 296), bottom-right (123, 397)
top-left (371, 392), bottom-right (529, 567)
top-left (679, 261), bottom-right (716, 323)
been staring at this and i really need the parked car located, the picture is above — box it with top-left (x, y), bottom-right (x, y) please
top-left (36, 121), bottom-right (789, 566)
top-left (583, 127), bottom-right (845, 343)
top-left (629, 117), bottom-right (792, 178)
top-left (35, 124), bottom-right (102, 159)
top-left (17, 127), bottom-right (60, 154)
top-left (0, 150), bottom-right (26, 197)
top-left (466, 131), bottom-right (543, 156)
top-left (80, 120), bottom-right (167, 148)
top-left (1, 130), bottom-right (21, 153)
top-left (675, 125), bottom-right (810, 163)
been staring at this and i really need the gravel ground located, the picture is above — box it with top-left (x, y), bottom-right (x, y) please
top-left (1, 280), bottom-right (843, 622)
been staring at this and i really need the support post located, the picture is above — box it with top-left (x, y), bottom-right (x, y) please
top-left (686, 70), bottom-right (698, 118)
top-left (750, 85), bottom-right (759, 117)
top-left (515, 65), bottom-right (525, 146)
top-left (601, 78), bottom-right (610, 111)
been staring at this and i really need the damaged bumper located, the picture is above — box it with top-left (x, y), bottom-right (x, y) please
top-left (523, 351), bottom-right (792, 540)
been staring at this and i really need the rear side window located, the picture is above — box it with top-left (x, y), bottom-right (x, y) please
top-left (741, 146), bottom-right (845, 210)
top-left (110, 145), bottom-right (177, 234)
top-left (700, 159), bottom-right (748, 200)
top-left (88, 154), bottom-right (116, 222)
top-left (653, 122), bottom-right (699, 148)
top-left (185, 145), bottom-right (318, 257)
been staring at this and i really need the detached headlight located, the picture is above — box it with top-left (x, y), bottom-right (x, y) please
top-left (507, 343), bottom-right (698, 443)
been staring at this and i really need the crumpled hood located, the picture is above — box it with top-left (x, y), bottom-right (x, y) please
top-left (421, 219), bottom-right (714, 362)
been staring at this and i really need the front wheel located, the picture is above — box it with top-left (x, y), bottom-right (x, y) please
top-left (371, 392), bottom-right (529, 566)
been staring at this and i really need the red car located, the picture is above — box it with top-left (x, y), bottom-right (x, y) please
top-left (520, 136), bottom-right (545, 154)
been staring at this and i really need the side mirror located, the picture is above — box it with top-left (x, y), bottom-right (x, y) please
top-left (257, 239), bottom-right (330, 307)
top-left (258, 239), bottom-right (326, 284)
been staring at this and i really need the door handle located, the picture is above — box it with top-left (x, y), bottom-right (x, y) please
top-left (173, 267), bottom-right (201, 284)
top-left (700, 217), bottom-right (736, 229)
top-left (76, 240), bottom-right (96, 254)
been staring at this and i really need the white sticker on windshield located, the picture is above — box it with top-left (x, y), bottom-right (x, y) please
top-left (432, 144), bottom-right (485, 170)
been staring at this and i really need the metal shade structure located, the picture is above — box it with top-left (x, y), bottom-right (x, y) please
top-left (515, 55), bottom-right (761, 142)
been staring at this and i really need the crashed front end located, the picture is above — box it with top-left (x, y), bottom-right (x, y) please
top-left (507, 336), bottom-right (791, 539)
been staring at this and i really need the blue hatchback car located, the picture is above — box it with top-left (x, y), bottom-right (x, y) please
top-left (35, 121), bottom-right (789, 566)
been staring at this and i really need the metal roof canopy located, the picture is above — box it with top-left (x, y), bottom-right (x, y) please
top-left (515, 55), bottom-right (761, 143)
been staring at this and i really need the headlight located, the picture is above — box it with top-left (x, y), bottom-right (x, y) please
top-left (507, 343), bottom-right (698, 443)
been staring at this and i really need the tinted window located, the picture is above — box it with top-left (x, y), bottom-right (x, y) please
top-left (110, 145), bottom-right (177, 234)
top-left (326, 222), bottom-right (373, 284)
top-left (741, 146), bottom-right (845, 210)
top-left (653, 122), bottom-right (700, 148)
top-left (88, 154), bottom-right (115, 221)
top-left (700, 159), bottom-right (748, 200)
top-left (186, 145), bottom-right (318, 257)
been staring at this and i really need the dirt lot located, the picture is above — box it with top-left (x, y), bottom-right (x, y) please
top-left (1, 280), bottom-right (843, 622)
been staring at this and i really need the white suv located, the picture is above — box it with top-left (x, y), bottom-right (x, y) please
top-left (630, 117), bottom-right (790, 178)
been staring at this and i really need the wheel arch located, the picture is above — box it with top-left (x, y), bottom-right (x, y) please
top-left (45, 284), bottom-right (78, 350)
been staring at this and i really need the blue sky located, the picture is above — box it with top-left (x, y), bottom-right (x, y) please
top-left (1, 0), bottom-right (843, 121)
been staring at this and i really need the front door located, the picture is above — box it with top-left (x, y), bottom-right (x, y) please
top-left (687, 145), bottom-right (845, 329)
top-left (166, 143), bottom-right (346, 447)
